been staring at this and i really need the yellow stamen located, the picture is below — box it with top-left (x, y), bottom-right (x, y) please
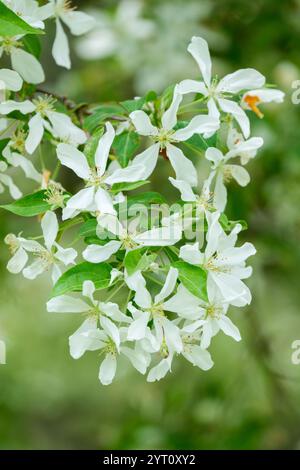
top-left (244, 95), bottom-right (264, 119)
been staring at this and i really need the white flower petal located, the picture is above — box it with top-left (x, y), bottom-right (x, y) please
top-left (169, 177), bottom-right (196, 202)
top-left (7, 247), bottom-right (28, 274)
top-left (97, 213), bottom-right (125, 237)
top-left (205, 147), bottom-right (224, 166)
top-left (177, 79), bottom-right (207, 96)
top-left (83, 240), bottom-right (121, 263)
top-left (183, 344), bottom-right (214, 370)
top-left (155, 267), bottom-right (178, 303)
top-left (106, 143), bottom-right (160, 185)
top-left (47, 111), bottom-right (86, 145)
top-left (161, 87), bottom-right (182, 131)
top-left (217, 69), bottom-right (265, 94)
top-left (11, 47), bottom-right (44, 84)
top-left (187, 36), bottom-right (212, 86)
top-left (173, 114), bottom-right (219, 141)
top-left (69, 317), bottom-right (99, 359)
top-left (242, 89), bottom-right (285, 105)
top-left (0, 69), bottom-right (22, 91)
top-left (56, 143), bottom-right (90, 179)
top-left (23, 258), bottom-right (46, 279)
top-left (0, 99), bottom-right (35, 114)
top-left (129, 110), bottom-right (158, 136)
top-left (179, 242), bottom-right (203, 265)
top-left (201, 321), bottom-right (213, 349)
top-left (5, 151), bottom-right (41, 183)
top-left (147, 358), bottom-right (172, 382)
top-left (54, 244), bottom-right (77, 265)
top-left (127, 311), bottom-right (150, 341)
top-left (100, 316), bottom-right (120, 350)
top-left (166, 143), bottom-right (197, 186)
top-left (52, 18), bottom-right (70, 69)
top-left (213, 171), bottom-right (227, 212)
top-left (0, 173), bottom-right (22, 199)
top-left (82, 280), bottom-right (96, 302)
top-left (25, 113), bottom-right (44, 154)
top-left (41, 211), bottom-right (58, 250)
top-left (121, 346), bottom-right (149, 374)
top-left (94, 187), bottom-right (116, 215)
top-left (47, 295), bottom-right (90, 313)
top-left (126, 271), bottom-right (152, 309)
top-left (227, 164), bottom-right (250, 187)
top-left (218, 315), bottom-right (241, 342)
top-left (95, 122), bottom-right (115, 176)
top-left (134, 224), bottom-right (181, 247)
top-left (99, 353), bottom-right (117, 385)
top-left (218, 98), bottom-right (250, 139)
top-left (61, 10), bottom-right (95, 35)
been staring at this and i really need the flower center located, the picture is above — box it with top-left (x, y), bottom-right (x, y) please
top-left (0, 37), bottom-right (21, 54)
top-left (243, 95), bottom-right (264, 118)
top-left (10, 129), bottom-right (26, 154)
top-left (205, 304), bottom-right (223, 319)
top-left (4, 234), bottom-right (20, 254)
top-left (120, 233), bottom-right (138, 250)
top-left (44, 183), bottom-right (65, 208)
top-left (34, 248), bottom-right (54, 266)
top-left (204, 255), bottom-right (230, 273)
top-left (104, 338), bottom-right (117, 355)
top-left (149, 303), bottom-right (165, 318)
top-left (33, 95), bottom-right (56, 116)
top-left (154, 129), bottom-right (176, 149)
top-left (55, 0), bottom-right (76, 15)
top-left (87, 168), bottom-right (108, 188)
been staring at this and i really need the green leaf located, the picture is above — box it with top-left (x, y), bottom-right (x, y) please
top-left (0, 138), bottom-right (9, 160)
top-left (0, 2), bottom-right (44, 36)
top-left (124, 248), bottom-right (157, 276)
top-left (173, 261), bottom-right (208, 301)
top-left (78, 218), bottom-right (97, 238)
top-left (126, 191), bottom-right (166, 208)
top-left (111, 180), bottom-right (149, 193)
top-left (161, 84), bottom-right (175, 109)
top-left (51, 262), bottom-right (112, 297)
top-left (0, 190), bottom-right (51, 217)
top-left (219, 213), bottom-right (248, 231)
top-left (120, 97), bottom-right (146, 113)
top-left (22, 34), bottom-right (41, 58)
top-left (83, 104), bottom-right (125, 133)
top-left (112, 131), bottom-right (140, 167)
top-left (83, 127), bottom-right (104, 167)
top-left (84, 236), bottom-right (108, 246)
top-left (145, 90), bottom-right (157, 102)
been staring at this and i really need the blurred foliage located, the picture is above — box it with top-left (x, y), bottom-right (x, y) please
top-left (1, 0), bottom-right (300, 450)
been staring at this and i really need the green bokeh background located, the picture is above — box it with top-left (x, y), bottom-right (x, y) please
top-left (1, 0), bottom-right (300, 449)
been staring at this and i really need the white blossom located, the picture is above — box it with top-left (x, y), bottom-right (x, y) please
top-left (127, 86), bottom-right (219, 187)
top-left (5, 211), bottom-right (77, 283)
top-left (45, 0), bottom-right (95, 69)
top-left (178, 36), bottom-right (266, 138)
top-left (0, 36), bottom-right (44, 84)
top-left (56, 122), bottom-right (146, 220)
top-left (180, 211), bottom-right (256, 306)
top-left (0, 96), bottom-right (87, 154)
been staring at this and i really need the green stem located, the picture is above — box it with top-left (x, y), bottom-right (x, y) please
top-left (178, 97), bottom-right (206, 113)
top-left (52, 161), bottom-right (61, 180)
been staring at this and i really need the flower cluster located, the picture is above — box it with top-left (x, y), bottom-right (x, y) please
top-left (0, 2), bottom-right (284, 385)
